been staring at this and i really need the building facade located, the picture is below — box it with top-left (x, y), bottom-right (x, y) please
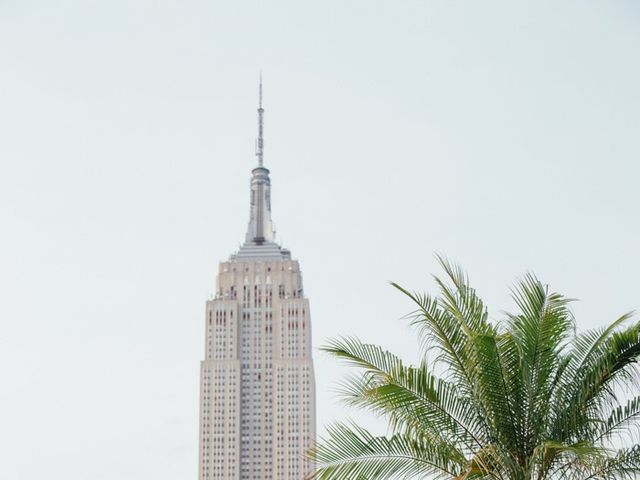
top-left (198, 84), bottom-right (316, 480)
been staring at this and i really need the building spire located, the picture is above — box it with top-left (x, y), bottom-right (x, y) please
top-left (243, 74), bottom-right (275, 247)
top-left (256, 74), bottom-right (264, 168)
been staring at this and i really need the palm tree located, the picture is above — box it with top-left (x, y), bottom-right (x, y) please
top-left (310, 257), bottom-right (640, 480)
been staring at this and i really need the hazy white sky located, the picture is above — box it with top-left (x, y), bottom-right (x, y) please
top-left (1, 1), bottom-right (640, 479)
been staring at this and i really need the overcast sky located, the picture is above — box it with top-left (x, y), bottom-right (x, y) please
top-left (1, 1), bottom-right (640, 479)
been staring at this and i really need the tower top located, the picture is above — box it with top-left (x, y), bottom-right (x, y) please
top-left (256, 74), bottom-right (264, 168)
top-left (233, 77), bottom-right (291, 260)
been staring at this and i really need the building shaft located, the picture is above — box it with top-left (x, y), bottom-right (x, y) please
top-left (199, 84), bottom-right (316, 480)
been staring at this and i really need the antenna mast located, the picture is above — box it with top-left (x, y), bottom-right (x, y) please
top-left (256, 75), bottom-right (264, 167)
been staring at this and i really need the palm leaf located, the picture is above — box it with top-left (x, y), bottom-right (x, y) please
top-left (309, 422), bottom-right (465, 480)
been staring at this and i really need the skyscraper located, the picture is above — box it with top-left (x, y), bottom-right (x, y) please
top-left (198, 82), bottom-right (316, 480)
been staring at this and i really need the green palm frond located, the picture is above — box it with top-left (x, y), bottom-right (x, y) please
top-left (574, 444), bottom-right (640, 480)
top-left (390, 281), bottom-right (476, 390)
top-left (324, 337), bottom-right (486, 449)
top-left (550, 314), bottom-right (635, 438)
top-left (391, 272), bottom-right (494, 439)
top-left (507, 274), bottom-right (575, 452)
top-left (467, 331), bottom-right (521, 453)
top-left (555, 319), bottom-right (640, 442)
top-left (309, 422), bottom-right (465, 480)
top-left (596, 395), bottom-right (640, 444)
top-left (434, 255), bottom-right (493, 338)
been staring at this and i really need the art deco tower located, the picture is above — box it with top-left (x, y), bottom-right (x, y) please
top-left (198, 82), bottom-right (316, 480)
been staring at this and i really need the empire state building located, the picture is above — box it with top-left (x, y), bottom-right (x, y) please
top-left (199, 83), bottom-right (316, 480)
